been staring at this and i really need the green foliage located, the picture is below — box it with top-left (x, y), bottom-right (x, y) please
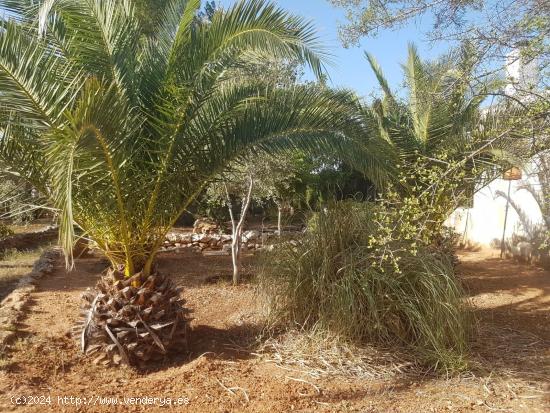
top-left (259, 201), bottom-right (471, 372)
top-left (0, 0), bottom-right (382, 275)
top-left (0, 176), bottom-right (44, 224)
top-left (204, 151), bottom-right (379, 222)
top-left (367, 45), bottom-right (502, 170)
top-left (299, 159), bottom-right (377, 209)
top-left (258, 92), bottom-right (480, 370)
top-left (359, 44), bottom-right (523, 221)
top-left (206, 153), bottom-right (306, 209)
top-left (329, 0), bottom-right (549, 86)
top-left (134, 0), bottom-right (170, 35)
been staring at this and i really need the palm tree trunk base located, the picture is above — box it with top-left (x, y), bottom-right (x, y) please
top-left (73, 267), bottom-right (191, 368)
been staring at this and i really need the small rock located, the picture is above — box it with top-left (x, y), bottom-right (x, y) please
top-left (242, 230), bottom-right (261, 241)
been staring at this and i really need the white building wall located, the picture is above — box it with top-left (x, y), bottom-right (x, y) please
top-left (504, 49), bottom-right (539, 96)
top-left (447, 163), bottom-right (544, 245)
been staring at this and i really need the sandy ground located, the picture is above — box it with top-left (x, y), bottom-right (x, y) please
top-left (0, 248), bottom-right (548, 412)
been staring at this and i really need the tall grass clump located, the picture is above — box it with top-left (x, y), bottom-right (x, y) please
top-left (259, 201), bottom-right (472, 373)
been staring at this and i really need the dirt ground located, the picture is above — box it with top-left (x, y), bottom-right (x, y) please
top-left (0, 248), bottom-right (548, 412)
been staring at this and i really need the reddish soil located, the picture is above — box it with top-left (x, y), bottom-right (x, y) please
top-left (0, 248), bottom-right (548, 412)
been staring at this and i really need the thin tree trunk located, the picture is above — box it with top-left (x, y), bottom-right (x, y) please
top-left (277, 205), bottom-right (282, 237)
top-left (225, 176), bottom-right (254, 285)
top-left (225, 184), bottom-right (238, 283)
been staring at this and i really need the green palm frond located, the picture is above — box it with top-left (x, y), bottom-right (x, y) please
top-left (0, 19), bottom-right (81, 126)
top-left (35, 0), bottom-right (142, 101)
top-left (365, 51), bottom-right (396, 111)
top-left (0, 0), bottom-right (389, 273)
top-left (364, 43), bottom-right (516, 197)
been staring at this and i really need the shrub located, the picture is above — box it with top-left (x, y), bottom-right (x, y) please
top-left (0, 223), bottom-right (14, 240)
top-left (259, 201), bottom-right (471, 373)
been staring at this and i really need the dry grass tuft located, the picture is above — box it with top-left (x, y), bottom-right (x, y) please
top-left (256, 330), bottom-right (415, 379)
top-left (258, 202), bottom-right (472, 373)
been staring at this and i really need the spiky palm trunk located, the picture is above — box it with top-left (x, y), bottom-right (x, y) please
top-left (76, 267), bottom-right (190, 367)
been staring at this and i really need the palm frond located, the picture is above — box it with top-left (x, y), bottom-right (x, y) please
top-left (365, 51), bottom-right (396, 110)
top-left (0, 19), bottom-right (81, 127)
top-left (36, 0), bottom-right (141, 100)
top-left (0, 0), bottom-right (391, 273)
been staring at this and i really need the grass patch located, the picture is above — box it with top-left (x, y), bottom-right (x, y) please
top-left (5, 219), bottom-right (54, 235)
top-left (0, 247), bottom-right (50, 301)
top-left (0, 246), bottom-right (49, 262)
top-left (259, 202), bottom-right (472, 373)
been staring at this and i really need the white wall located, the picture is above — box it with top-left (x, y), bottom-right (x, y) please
top-left (504, 49), bottom-right (539, 96)
top-left (447, 164), bottom-right (544, 245)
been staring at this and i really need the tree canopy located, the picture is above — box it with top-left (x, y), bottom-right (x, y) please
top-left (329, 0), bottom-right (549, 90)
top-left (0, 0), bottom-right (383, 275)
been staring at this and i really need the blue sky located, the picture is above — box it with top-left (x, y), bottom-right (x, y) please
top-left (0, 0), bottom-right (453, 98)
top-left (218, 0), bottom-right (452, 99)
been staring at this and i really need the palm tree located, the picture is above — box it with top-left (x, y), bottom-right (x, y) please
top-left (362, 44), bottom-right (508, 206)
top-left (0, 0), bottom-right (382, 366)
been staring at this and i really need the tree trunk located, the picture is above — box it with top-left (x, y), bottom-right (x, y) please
top-left (231, 228), bottom-right (242, 285)
top-left (225, 176), bottom-right (254, 286)
top-left (277, 205), bottom-right (282, 237)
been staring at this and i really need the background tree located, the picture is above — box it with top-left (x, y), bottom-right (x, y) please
top-left (134, 0), bottom-right (170, 35)
top-left (248, 153), bottom-right (308, 236)
top-left (205, 154), bottom-right (306, 284)
top-left (328, 0), bottom-right (549, 82)
top-left (299, 157), bottom-right (377, 210)
top-left (206, 162), bottom-right (257, 285)
top-left (330, 0), bottom-right (549, 134)
top-left (361, 45), bottom-right (517, 204)
top-left (0, 172), bottom-right (44, 224)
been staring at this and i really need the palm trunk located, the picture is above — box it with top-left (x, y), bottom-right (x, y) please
top-left (78, 266), bottom-right (190, 367)
top-left (77, 236), bottom-right (189, 366)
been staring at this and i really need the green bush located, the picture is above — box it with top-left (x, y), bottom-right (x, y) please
top-left (259, 201), bottom-right (471, 373)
